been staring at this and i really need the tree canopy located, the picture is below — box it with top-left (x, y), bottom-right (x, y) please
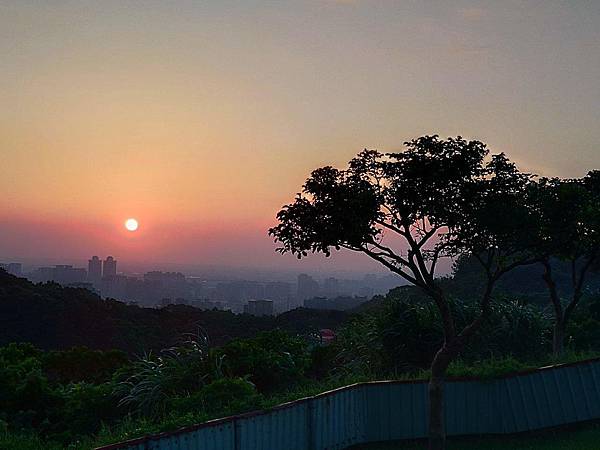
top-left (270, 135), bottom-right (538, 292)
top-left (270, 135), bottom-right (542, 449)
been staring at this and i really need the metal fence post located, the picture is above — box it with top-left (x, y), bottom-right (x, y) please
top-left (307, 399), bottom-right (315, 450)
top-left (233, 417), bottom-right (241, 450)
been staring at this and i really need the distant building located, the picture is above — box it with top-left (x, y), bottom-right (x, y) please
top-left (144, 271), bottom-right (186, 283)
top-left (103, 256), bottom-right (117, 278)
top-left (99, 274), bottom-right (127, 299)
top-left (265, 281), bottom-right (292, 300)
top-left (297, 274), bottom-right (320, 300)
top-left (244, 299), bottom-right (274, 316)
top-left (144, 271), bottom-right (189, 301)
top-left (53, 265), bottom-right (87, 284)
top-left (88, 256), bottom-right (102, 285)
top-left (323, 277), bottom-right (339, 297)
top-left (28, 267), bottom-right (55, 283)
top-left (0, 262), bottom-right (22, 276)
top-left (28, 265), bottom-right (87, 285)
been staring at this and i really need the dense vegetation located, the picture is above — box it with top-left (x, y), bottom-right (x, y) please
top-left (269, 136), bottom-right (599, 449)
top-left (0, 269), bottom-right (345, 353)
top-left (1, 259), bottom-right (600, 449)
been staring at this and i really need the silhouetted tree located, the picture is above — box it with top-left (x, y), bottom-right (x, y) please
top-left (269, 135), bottom-right (538, 450)
top-left (531, 172), bottom-right (600, 355)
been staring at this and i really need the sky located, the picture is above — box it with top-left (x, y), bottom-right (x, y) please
top-left (1, 1), bottom-right (599, 273)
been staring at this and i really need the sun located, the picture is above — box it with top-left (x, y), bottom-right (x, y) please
top-left (124, 218), bottom-right (139, 232)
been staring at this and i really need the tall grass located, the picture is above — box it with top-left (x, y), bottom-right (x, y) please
top-left (8, 351), bottom-right (600, 449)
top-left (351, 421), bottom-right (600, 450)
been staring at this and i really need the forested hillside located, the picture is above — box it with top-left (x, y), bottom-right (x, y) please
top-left (0, 270), bottom-right (346, 354)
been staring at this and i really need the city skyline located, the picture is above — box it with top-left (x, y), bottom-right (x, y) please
top-left (2, 253), bottom-right (404, 315)
top-left (2, 1), bottom-right (600, 271)
top-left (1, 3), bottom-right (599, 448)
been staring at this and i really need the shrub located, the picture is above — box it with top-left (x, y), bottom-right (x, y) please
top-left (47, 382), bottom-right (117, 442)
top-left (218, 330), bottom-right (310, 392)
top-left (446, 356), bottom-right (529, 380)
top-left (42, 347), bottom-right (129, 385)
top-left (0, 344), bottom-right (61, 431)
top-left (114, 331), bottom-right (214, 418)
top-left (333, 290), bottom-right (552, 378)
top-left (170, 378), bottom-right (263, 416)
top-left (465, 297), bottom-right (551, 361)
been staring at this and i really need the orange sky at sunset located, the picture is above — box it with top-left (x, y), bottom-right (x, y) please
top-left (2, 1), bottom-right (599, 272)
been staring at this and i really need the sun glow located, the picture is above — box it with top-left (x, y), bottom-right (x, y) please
top-left (125, 218), bottom-right (139, 232)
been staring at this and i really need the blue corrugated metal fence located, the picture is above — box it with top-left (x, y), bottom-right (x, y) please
top-left (97, 358), bottom-right (600, 450)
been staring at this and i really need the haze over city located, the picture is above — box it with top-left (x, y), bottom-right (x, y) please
top-left (2, 1), bottom-right (600, 274)
top-left (3, 2), bottom-right (600, 450)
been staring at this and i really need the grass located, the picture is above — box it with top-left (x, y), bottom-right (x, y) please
top-left (0, 433), bottom-right (68, 450)
top-left (349, 422), bottom-right (600, 450)
top-left (5, 352), bottom-right (600, 449)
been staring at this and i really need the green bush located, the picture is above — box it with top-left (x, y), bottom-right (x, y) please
top-left (0, 432), bottom-right (66, 450)
top-left (333, 290), bottom-right (552, 377)
top-left (465, 297), bottom-right (550, 361)
top-left (0, 343), bottom-right (61, 431)
top-left (45, 383), bottom-right (117, 443)
top-left (308, 345), bottom-right (338, 380)
top-left (566, 294), bottom-right (600, 351)
top-left (170, 378), bottom-right (263, 416)
top-left (218, 330), bottom-right (310, 392)
top-left (446, 356), bottom-right (529, 380)
top-left (42, 347), bottom-right (129, 385)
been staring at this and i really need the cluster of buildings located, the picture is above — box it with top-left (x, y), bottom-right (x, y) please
top-left (296, 273), bottom-right (401, 308)
top-left (0, 262), bottom-right (22, 277)
top-left (243, 299), bottom-right (275, 316)
top-left (88, 256), bottom-right (117, 284)
top-left (26, 256), bottom-right (117, 291)
top-left (2, 257), bottom-right (403, 316)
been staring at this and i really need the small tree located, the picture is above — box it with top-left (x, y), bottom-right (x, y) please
top-left (532, 172), bottom-right (600, 355)
top-left (269, 136), bottom-right (538, 450)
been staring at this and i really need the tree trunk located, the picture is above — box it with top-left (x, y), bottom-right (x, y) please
top-left (542, 260), bottom-right (566, 357)
top-left (428, 374), bottom-right (445, 450)
top-left (553, 318), bottom-right (565, 356)
top-left (428, 347), bottom-right (453, 450)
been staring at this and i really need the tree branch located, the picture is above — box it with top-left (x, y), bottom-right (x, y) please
top-left (403, 223), bottom-right (435, 285)
top-left (375, 218), bottom-right (408, 238)
top-left (368, 241), bottom-right (411, 267)
top-left (565, 252), bottom-right (598, 323)
top-left (542, 258), bottom-right (563, 322)
top-left (350, 245), bottom-right (421, 287)
top-left (456, 277), bottom-right (495, 345)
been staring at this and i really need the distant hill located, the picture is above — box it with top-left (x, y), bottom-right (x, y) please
top-left (0, 270), bottom-right (346, 354)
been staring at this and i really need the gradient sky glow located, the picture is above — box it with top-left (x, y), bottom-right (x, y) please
top-left (2, 1), bottom-right (600, 271)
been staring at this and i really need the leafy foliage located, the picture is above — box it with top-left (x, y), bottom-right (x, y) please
top-left (269, 136), bottom-right (537, 286)
top-left (0, 269), bottom-right (346, 354)
top-left (169, 378), bottom-right (262, 416)
top-left (217, 330), bottom-right (311, 392)
top-left (43, 347), bottom-right (128, 385)
top-left (114, 330), bottom-right (213, 417)
top-left (331, 287), bottom-right (551, 376)
top-left (1, 283), bottom-right (600, 448)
